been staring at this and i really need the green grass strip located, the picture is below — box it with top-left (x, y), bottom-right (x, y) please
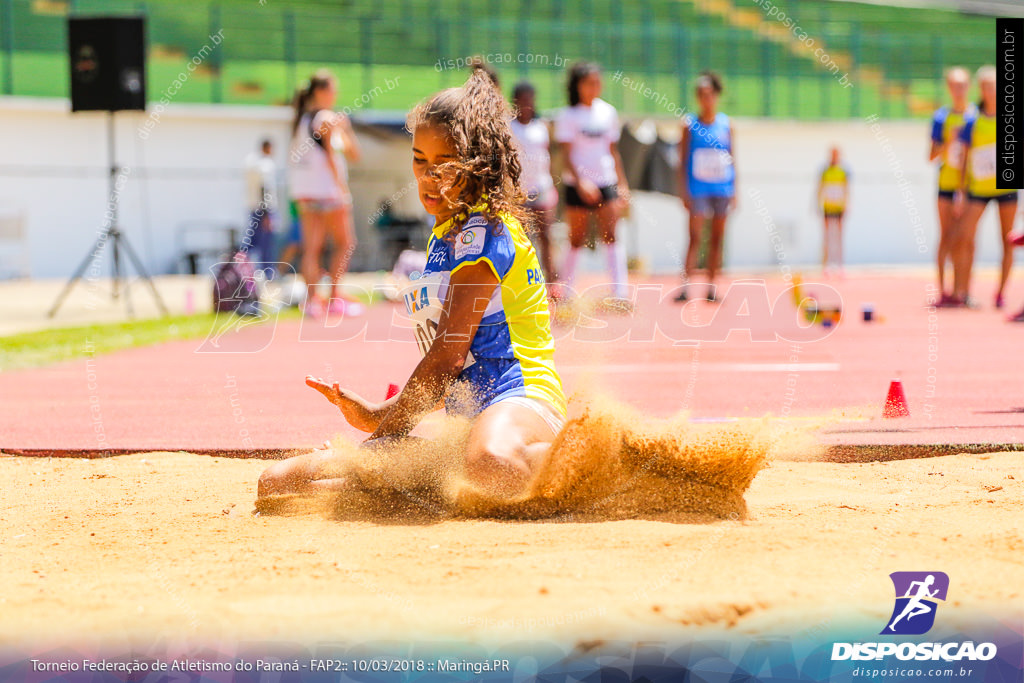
top-left (0, 308), bottom-right (301, 372)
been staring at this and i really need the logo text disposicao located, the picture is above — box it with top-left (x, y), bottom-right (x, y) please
top-left (831, 642), bottom-right (997, 662)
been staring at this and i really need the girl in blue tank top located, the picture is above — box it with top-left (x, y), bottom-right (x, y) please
top-left (677, 71), bottom-right (737, 303)
top-left (685, 113), bottom-right (735, 199)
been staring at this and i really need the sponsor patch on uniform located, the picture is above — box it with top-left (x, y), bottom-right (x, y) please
top-left (454, 226), bottom-right (486, 259)
top-left (464, 215), bottom-right (489, 230)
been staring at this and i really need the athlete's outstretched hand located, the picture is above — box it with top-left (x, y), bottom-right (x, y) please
top-left (305, 375), bottom-right (379, 433)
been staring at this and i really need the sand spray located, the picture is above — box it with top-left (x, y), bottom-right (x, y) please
top-left (255, 391), bottom-right (825, 522)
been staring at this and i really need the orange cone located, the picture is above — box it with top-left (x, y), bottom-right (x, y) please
top-left (385, 383), bottom-right (400, 400)
top-left (883, 379), bottom-right (910, 418)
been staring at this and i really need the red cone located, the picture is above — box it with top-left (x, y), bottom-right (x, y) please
top-left (385, 383), bottom-right (400, 400)
top-left (883, 379), bottom-right (910, 418)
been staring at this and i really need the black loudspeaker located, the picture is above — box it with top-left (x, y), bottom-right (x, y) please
top-left (68, 16), bottom-right (146, 112)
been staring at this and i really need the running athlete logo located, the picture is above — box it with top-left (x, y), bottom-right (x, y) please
top-left (882, 572), bottom-right (949, 635)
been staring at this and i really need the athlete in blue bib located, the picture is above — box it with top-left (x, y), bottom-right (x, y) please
top-left (685, 114), bottom-right (735, 200)
top-left (677, 71), bottom-right (737, 303)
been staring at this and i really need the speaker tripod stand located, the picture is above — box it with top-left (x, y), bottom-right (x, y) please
top-left (48, 111), bottom-right (167, 319)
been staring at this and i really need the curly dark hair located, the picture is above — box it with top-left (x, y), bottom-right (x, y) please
top-left (406, 67), bottom-right (530, 238)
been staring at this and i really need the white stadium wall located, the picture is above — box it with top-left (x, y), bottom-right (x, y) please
top-left (0, 97), bottom-right (1009, 279)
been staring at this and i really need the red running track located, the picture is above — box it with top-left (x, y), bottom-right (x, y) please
top-left (2, 272), bottom-right (1023, 454)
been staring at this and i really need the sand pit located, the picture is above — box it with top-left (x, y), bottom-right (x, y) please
top-left (1, 438), bottom-right (1020, 647)
top-left (256, 400), bottom-right (772, 522)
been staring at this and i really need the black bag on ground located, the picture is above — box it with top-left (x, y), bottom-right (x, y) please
top-left (213, 250), bottom-right (261, 314)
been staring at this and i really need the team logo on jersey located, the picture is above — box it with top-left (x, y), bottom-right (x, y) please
top-left (881, 572), bottom-right (949, 635)
top-left (454, 226), bottom-right (486, 259)
top-left (403, 285), bottom-right (430, 315)
top-left (427, 248), bottom-right (446, 265)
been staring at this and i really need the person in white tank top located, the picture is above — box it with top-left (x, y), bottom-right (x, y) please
top-left (509, 81), bottom-right (558, 282)
top-left (554, 62), bottom-right (631, 305)
top-left (287, 71), bottom-right (363, 318)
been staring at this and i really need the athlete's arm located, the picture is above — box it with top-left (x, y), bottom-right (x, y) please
top-left (679, 124), bottom-right (691, 210)
top-left (730, 128), bottom-right (739, 209)
top-left (559, 142), bottom-right (580, 185)
top-left (560, 142), bottom-right (601, 204)
top-left (958, 145), bottom-right (970, 195)
top-left (555, 117), bottom-right (580, 186)
top-left (928, 114), bottom-right (946, 162)
top-left (314, 113), bottom-right (346, 191)
top-left (369, 261), bottom-right (498, 440)
top-left (304, 376), bottom-right (400, 433)
top-left (957, 122), bottom-right (971, 196)
top-left (611, 141), bottom-right (630, 204)
top-left (337, 113), bottom-right (362, 164)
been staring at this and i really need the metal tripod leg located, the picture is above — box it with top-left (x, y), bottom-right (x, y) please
top-left (47, 233), bottom-right (107, 319)
top-left (118, 229), bottom-right (168, 316)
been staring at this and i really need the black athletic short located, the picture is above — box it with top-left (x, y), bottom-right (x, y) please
top-left (967, 191), bottom-right (1018, 205)
top-left (565, 184), bottom-right (618, 208)
top-left (937, 189), bottom-right (956, 201)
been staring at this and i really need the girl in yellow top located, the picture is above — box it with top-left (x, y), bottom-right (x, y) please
top-left (953, 66), bottom-right (1019, 308)
top-left (259, 69), bottom-right (567, 501)
top-left (929, 67), bottom-right (974, 303)
top-left (817, 146), bottom-right (850, 275)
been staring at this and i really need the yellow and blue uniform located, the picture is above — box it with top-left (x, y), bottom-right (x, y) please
top-left (819, 164), bottom-right (849, 216)
top-left (959, 111), bottom-right (1018, 202)
top-left (930, 105), bottom-right (975, 197)
top-left (403, 203), bottom-right (566, 418)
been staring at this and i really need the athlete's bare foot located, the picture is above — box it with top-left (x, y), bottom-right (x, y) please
top-left (305, 376), bottom-right (378, 432)
top-left (257, 445), bottom-right (361, 503)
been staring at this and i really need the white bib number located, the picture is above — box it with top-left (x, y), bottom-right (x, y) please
top-left (944, 140), bottom-right (964, 169)
top-left (400, 274), bottom-right (475, 367)
top-left (970, 144), bottom-right (996, 181)
top-left (822, 182), bottom-right (845, 204)
top-left (692, 148), bottom-right (731, 183)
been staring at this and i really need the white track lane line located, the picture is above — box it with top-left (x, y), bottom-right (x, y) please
top-left (559, 362), bottom-right (840, 373)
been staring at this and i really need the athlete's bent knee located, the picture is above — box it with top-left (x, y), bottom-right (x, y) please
top-left (464, 447), bottom-right (530, 498)
top-left (258, 461), bottom-right (296, 498)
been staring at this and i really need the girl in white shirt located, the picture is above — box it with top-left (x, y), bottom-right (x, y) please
top-left (288, 70), bottom-right (363, 317)
top-left (554, 62), bottom-right (630, 303)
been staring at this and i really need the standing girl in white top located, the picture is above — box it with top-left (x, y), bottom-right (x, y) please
top-left (555, 62), bottom-right (631, 303)
top-left (288, 70), bottom-right (363, 317)
top-left (510, 81), bottom-right (558, 282)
